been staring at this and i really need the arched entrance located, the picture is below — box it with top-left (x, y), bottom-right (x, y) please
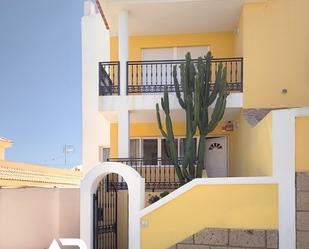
top-left (80, 162), bottom-right (145, 249)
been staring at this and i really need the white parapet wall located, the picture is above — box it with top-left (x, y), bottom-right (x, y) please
top-left (99, 92), bottom-right (243, 112)
top-left (82, 1), bottom-right (111, 174)
top-left (271, 107), bottom-right (309, 249)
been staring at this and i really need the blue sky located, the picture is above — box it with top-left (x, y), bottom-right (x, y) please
top-left (0, 0), bottom-right (84, 168)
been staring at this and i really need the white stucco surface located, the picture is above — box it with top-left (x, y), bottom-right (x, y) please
top-left (82, 5), bottom-right (111, 174)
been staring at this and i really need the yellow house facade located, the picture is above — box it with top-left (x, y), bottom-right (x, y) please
top-left (80, 0), bottom-right (309, 249)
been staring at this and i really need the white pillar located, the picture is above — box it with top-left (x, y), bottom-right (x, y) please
top-left (81, 2), bottom-right (111, 173)
top-left (118, 108), bottom-right (130, 158)
top-left (272, 110), bottom-right (295, 249)
top-left (119, 10), bottom-right (129, 96)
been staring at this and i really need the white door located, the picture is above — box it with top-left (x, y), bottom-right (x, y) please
top-left (205, 137), bottom-right (228, 177)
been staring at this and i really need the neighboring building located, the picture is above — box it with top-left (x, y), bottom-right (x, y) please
top-left (0, 137), bottom-right (13, 160)
top-left (0, 137), bottom-right (81, 187)
top-left (80, 0), bottom-right (309, 249)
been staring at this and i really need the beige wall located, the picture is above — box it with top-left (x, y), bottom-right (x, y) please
top-left (59, 188), bottom-right (80, 238)
top-left (0, 188), bottom-right (80, 249)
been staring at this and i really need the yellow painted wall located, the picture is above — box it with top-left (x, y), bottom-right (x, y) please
top-left (229, 112), bottom-right (272, 177)
top-left (110, 32), bottom-right (236, 61)
top-left (234, 10), bottom-right (243, 57)
top-left (110, 121), bottom-right (232, 159)
top-left (141, 184), bottom-right (278, 249)
top-left (296, 116), bottom-right (309, 172)
top-left (241, 0), bottom-right (309, 108)
top-left (117, 191), bottom-right (128, 249)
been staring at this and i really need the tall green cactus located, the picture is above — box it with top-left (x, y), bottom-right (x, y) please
top-left (156, 52), bottom-right (229, 184)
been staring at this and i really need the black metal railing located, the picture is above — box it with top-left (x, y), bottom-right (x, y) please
top-left (107, 157), bottom-right (184, 190)
top-left (127, 57), bottom-right (243, 94)
top-left (93, 178), bottom-right (117, 249)
top-left (99, 61), bottom-right (120, 96)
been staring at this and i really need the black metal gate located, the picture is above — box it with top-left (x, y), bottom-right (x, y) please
top-left (93, 175), bottom-right (118, 249)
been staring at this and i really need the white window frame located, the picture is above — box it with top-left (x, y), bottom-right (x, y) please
top-left (99, 146), bottom-right (110, 163)
top-left (129, 135), bottom-right (229, 175)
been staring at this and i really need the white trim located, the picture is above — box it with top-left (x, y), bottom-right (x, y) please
top-left (140, 176), bottom-right (277, 217)
top-left (99, 93), bottom-right (243, 112)
top-left (272, 110), bottom-right (295, 249)
top-left (271, 107), bottom-right (309, 249)
top-left (158, 138), bottom-right (162, 158)
top-left (80, 162), bottom-right (145, 249)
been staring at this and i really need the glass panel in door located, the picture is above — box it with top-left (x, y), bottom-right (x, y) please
top-left (142, 139), bottom-right (158, 165)
top-left (130, 139), bottom-right (141, 158)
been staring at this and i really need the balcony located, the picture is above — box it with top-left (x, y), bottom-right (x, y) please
top-left (99, 58), bottom-right (243, 96)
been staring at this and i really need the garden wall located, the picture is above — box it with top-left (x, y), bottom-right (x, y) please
top-left (0, 187), bottom-right (80, 249)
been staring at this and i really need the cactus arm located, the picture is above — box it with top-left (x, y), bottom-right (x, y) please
top-left (173, 65), bottom-right (186, 109)
top-left (207, 95), bottom-right (227, 133)
top-left (202, 52), bottom-right (212, 107)
top-left (159, 86), bottom-right (186, 184)
top-left (208, 63), bottom-right (223, 106)
top-left (193, 57), bottom-right (203, 131)
top-left (156, 51), bottom-right (228, 182)
top-left (196, 136), bottom-right (206, 178)
top-left (156, 103), bottom-right (167, 138)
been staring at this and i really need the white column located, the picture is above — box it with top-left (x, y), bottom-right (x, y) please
top-left (118, 108), bottom-right (130, 158)
top-left (272, 110), bottom-right (295, 249)
top-left (81, 2), bottom-right (111, 174)
top-left (119, 10), bottom-right (129, 96)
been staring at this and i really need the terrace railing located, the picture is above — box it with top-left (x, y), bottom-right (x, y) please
top-left (127, 57), bottom-right (243, 94)
top-left (107, 157), bottom-right (185, 191)
top-left (99, 61), bottom-right (120, 95)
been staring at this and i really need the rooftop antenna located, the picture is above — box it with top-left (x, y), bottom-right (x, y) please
top-left (63, 144), bottom-right (74, 167)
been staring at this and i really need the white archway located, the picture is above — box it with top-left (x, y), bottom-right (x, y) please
top-left (80, 162), bottom-right (145, 249)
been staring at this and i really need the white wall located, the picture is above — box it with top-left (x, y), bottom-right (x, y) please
top-left (0, 188), bottom-right (80, 249)
top-left (82, 1), bottom-right (111, 174)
